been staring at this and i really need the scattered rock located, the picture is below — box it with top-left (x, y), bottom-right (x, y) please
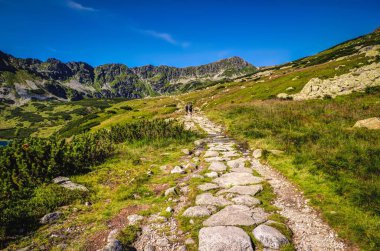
top-left (185, 238), bottom-right (195, 245)
top-left (52, 176), bottom-right (70, 184)
top-left (252, 149), bottom-right (262, 159)
top-left (198, 183), bottom-right (219, 191)
top-left (208, 161), bottom-right (227, 172)
top-left (182, 149), bottom-right (191, 155)
top-left (203, 205), bottom-right (267, 226)
top-left (191, 174), bottom-right (204, 179)
top-left (353, 117), bottom-right (380, 130)
top-left (194, 139), bottom-right (206, 147)
top-left (156, 237), bottom-right (170, 247)
top-left (166, 207), bottom-right (174, 213)
top-left (171, 166), bottom-right (186, 174)
top-left (40, 211), bottom-right (63, 224)
top-left (127, 214), bottom-right (144, 225)
top-left (164, 186), bottom-right (178, 197)
top-left (103, 229), bottom-right (123, 251)
top-left (182, 206), bottom-right (211, 217)
top-left (286, 86), bottom-right (295, 91)
top-left (199, 226), bottom-right (254, 251)
top-left (277, 93), bottom-right (290, 99)
top-left (205, 171), bottom-right (219, 178)
top-left (214, 173), bottom-right (263, 188)
top-left (253, 224), bottom-right (289, 249)
top-left (52, 177), bottom-right (88, 191)
top-left (230, 167), bottom-right (253, 173)
top-left (194, 150), bottom-right (202, 157)
top-left (231, 195), bottom-right (261, 207)
top-left (196, 193), bottom-right (231, 207)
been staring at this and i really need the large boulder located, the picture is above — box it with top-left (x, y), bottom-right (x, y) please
top-left (353, 117), bottom-right (380, 130)
top-left (203, 205), bottom-right (267, 227)
top-left (199, 226), bottom-right (254, 251)
top-left (252, 224), bottom-right (289, 249)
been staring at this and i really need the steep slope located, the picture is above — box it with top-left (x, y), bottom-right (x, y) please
top-left (0, 53), bottom-right (255, 105)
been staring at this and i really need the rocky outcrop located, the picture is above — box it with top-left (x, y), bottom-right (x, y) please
top-left (0, 51), bottom-right (255, 104)
top-left (353, 117), bottom-right (380, 130)
top-left (292, 62), bottom-right (380, 100)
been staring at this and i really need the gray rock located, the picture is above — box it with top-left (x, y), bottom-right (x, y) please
top-left (191, 174), bottom-right (204, 179)
top-left (252, 149), bottom-right (262, 159)
top-left (208, 161), bottom-right (227, 172)
top-left (127, 214), bottom-right (144, 225)
top-left (143, 244), bottom-right (155, 251)
top-left (203, 205), bottom-right (267, 227)
top-left (165, 186), bottom-right (178, 197)
top-left (103, 240), bottom-right (123, 251)
top-left (217, 185), bottom-right (263, 196)
top-left (185, 238), bottom-right (195, 245)
top-left (194, 139), bottom-right (206, 147)
top-left (227, 158), bottom-right (246, 169)
top-left (166, 207), bottom-right (174, 213)
top-left (253, 224), bottom-right (289, 249)
top-left (199, 226), bottom-right (254, 251)
top-left (52, 176), bottom-right (70, 184)
top-left (222, 151), bottom-right (240, 158)
top-left (182, 206), bottom-right (211, 217)
top-left (231, 195), bottom-right (261, 207)
top-left (196, 193), bottom-right (231, 207)
top-left (204, 150), bottom-right (219, 157)
top-left (194, 150), bottom-right (202, 157)
top-left (40, 211), bottom-right (63, 224)
top-left (171, 166), bottom-right (186, 174)
top-left (156, 237), bottom-right (170, 247)
top-left (353, 117), bottom-right (380, 130)
top-left (205, 157), bottom-right (228, 163)
top-left (214, 173), bottom-right (264, 188)
top-left (198, 183), bottom-right (219, 191)
top-left (205, 171), bottom-right (219, 178)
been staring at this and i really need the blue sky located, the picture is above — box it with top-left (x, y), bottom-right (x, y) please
top-left (0, 0), bottom-right (379, 67)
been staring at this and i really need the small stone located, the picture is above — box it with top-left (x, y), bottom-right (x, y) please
top-left (191, 174), bottom-right (204, 179)
top-left (177, 246), bottom-right (187, 251)
top-left (144, 244), bottom-right (155, 251)
top-left (182, 206), bottom-right (211, 217)
top-left (127, 214), bottom-right (144, 225)
top-left (189, 219), bottom-right (195, 224)
top-left (52, 176), bottom-right (70, 184)
top-left (227, 158), bottom-right (246, 169)
top-left (156, 238), bottom-right (170, 247)
top-left (165, 186), bottom-right (178, 197)
top-left (40, 211), bottom-right (63, 224)
top-left (185, 238), bottom-right (195, 245)
top-left (194, 150), bottom-right (202, 157)
top-left (252, 149), bottom-right (262, 159)
top-left (182, 149), bottom-right (191, 155)
top-left (205, 171), bottom-right (219, 178)
top-left (85, 201), bottom-right (92, 206)
top-left (166, 207), bottom-right (174, 213)
top-left (171, 166), bottom-right (186, 174)
top-left (253, 224), bottom-right (289, 249)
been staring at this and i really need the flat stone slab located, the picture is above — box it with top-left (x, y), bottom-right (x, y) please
top-left (223, 151), bottom-right (240, 157)
top-left (204, 150), bottom-right (219, 157)
top-left (198, 183), bottom-right (219, 191)
top-left (231, 195), bottom-right (261, 207)
top-left (217, 185), bottom-right (263, 196)
top-left (253, 224), bottom-right (289, 249)
top-left (203, 205), bottom-right (268, 227)
top-left (208, 161), bottom-right (227, 172)
top-left (196, 193), bottom-right (232, 207)
top-left (199, 226), bottom-right (254, 251)
top-left (231, 167), bottom-right (253, 173)
top-left (205, 172), bottom-right (219, 178)
top-left (227, 158), bottom-right (247, 169)
top-left (182, 206), bottom-right (211, 218)
top-left (205, 157), bottom-right (230, 163)
top-left (214, 173), bottom-right (264, 188)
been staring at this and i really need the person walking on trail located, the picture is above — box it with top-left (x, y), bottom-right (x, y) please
top-left (185, 103), bottom-right (189, 115)
top-left (188, 102), bottom-right (193, 116)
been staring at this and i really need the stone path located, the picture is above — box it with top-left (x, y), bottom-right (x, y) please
top-left (130, 111), bottom-right (348, 251)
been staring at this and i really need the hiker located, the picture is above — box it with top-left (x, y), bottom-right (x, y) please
top-left (188, 102), bottom-right (193, 116)
top-left (185, 103), bottom-right (189, 115)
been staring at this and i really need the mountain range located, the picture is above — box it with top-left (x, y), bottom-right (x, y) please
top-left (0, 52), bottom-right (255, 105)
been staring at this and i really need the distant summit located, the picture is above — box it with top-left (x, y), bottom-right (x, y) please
top-left (0, 52), bottom-right (255, 105)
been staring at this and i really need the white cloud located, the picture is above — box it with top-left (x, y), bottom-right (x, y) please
top-left (67, 1), bottom-right (97, 12)
top-left (138, 29), bottom-right (190, 48)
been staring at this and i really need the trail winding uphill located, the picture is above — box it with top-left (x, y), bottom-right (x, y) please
top-left (130, 110), bottom-right (348, 251)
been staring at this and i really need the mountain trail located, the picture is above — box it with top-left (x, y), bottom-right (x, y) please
top-left (131, 111), bottom-right (349, 250)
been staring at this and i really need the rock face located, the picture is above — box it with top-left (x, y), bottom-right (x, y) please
top-left (252, 224), bottom-right (289, 249)
top-left (292, 62), bottom-right (380, 100)
top-left (0, 51), bottom-right (255, 104)
top-left (353, 117), bottom-right (380, 130)
top-left (199, 226), bottom-right (254, 251)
